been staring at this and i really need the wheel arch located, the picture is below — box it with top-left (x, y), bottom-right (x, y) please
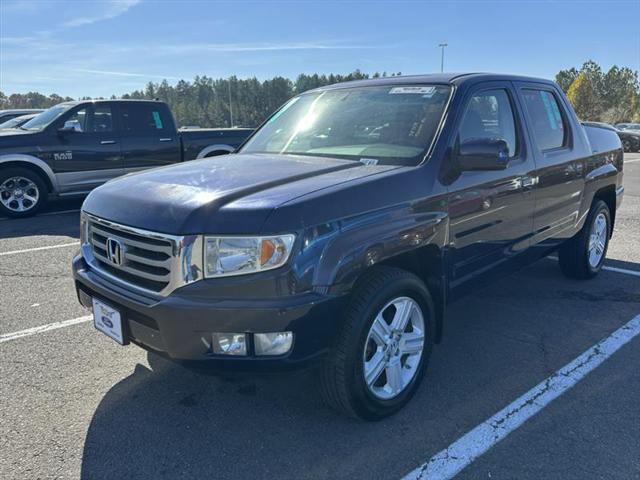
top-left (0, 154), bottom-right (57, 193)
top-left (376, 246), bottom-right (446, 344)
top-left (593, 184), bottom-right (616, 236)
top-left (196, 144), bottom-right (235, 159)
top-left (320, 239), bottom-right (447, 345)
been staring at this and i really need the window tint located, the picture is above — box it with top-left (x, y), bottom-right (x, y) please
top-left (522, 89), bottom-right (566, 150)
top-left (120, 104), bottom-right (170, 134)
top-left (91, 106), bottom-right (113, 132)
top-left (458, 89), bottom-right (517, 157)
top-left (65, 107), bottom-right (89, 132)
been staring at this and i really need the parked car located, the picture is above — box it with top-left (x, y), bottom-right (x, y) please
top-left (615, 122), bottom-right (640, 131)
top-left (73, 73), bottom-right (623, 419)
top-left (0, 100), bottom-right (253, 217)
top-left (0, 109), bottom-right (44, 123)
top-left (0, 113), bottom-right (39, 130)
top-left (583, 121), bottom-right (640, 152)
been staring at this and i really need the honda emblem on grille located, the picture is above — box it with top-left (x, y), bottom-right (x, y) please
top-left (106, 238), bottom-right (123, 266)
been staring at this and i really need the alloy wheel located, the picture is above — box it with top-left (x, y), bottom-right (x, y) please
top-left (588, 212), bottom-right (608, 268)
top-left (0, 176), bottom-right (40, 213)
top-left (362, 296), bottom-right (425, 400)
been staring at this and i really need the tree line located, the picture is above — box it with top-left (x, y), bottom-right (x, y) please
top-left (556, 61), bottom-right (640, 123)
top-left (1, 63), bottom-right (638, 127)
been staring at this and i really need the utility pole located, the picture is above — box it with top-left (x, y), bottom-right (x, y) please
top-left (228, 78), bottom-right (234, 127)
top-left (438, 43), bottom-right (448, 73)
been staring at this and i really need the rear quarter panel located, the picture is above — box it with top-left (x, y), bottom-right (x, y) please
top-left (578, 124), bottom-right (623, 226)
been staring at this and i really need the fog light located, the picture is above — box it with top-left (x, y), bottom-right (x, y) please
top-left (212, 333), bottom-right (247, 356)
top-left (254, 332), bottom-right (293, 356)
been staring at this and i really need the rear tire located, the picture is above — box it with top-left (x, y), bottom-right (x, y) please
top-left (558, 200), bottom-right (611, 279)
top-left (0, 167), bottom-right (48, 218)
top-left (319, 266), bottom-right (435, 420)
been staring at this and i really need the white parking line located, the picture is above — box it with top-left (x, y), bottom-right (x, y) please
top-left (0, 242), bottom-right (80, 256)
top-left (0, 315), bottom-right (91, 343)
top-left (401, 313), bottom-right (640, 480)
top-left (547, 256), bottom-right (640, 278)
top-left (624, 158), bottom-right (640, 164)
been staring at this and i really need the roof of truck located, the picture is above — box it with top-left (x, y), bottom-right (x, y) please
top-left (58, 99), bottom-right (166, 107)
top-left (312, 73), bottom-right (557, 91)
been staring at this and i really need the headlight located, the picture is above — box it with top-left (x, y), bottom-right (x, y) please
top-left (204, 234), bottom-right (295, 278)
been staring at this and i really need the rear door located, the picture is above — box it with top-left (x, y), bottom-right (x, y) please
top-left (53, 103), bottom-right (124, 194)
top-left (119, 103), bottom-right (181, 172)
top-left (445, 82), bottom-right (537, 296)
top-left (514, 83), bottom-right (584, 248)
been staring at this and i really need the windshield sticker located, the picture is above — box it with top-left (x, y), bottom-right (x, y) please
top-left (360, 158), bottom-right (379, 166)
top-left (389, 86), bottom-right (436, 95)
top-left (152, 111), bottom-right (163, 129)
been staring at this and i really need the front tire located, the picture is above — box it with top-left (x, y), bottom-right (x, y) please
top-left (319, 267), bottom-right (435, 420)
top-left (0, 167), bottom-right (48, 218)
top-left (558, 200), bottom-right (611, 279)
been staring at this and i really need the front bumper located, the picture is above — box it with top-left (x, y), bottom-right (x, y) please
top-left (73, 254), bottom-right (346, 371)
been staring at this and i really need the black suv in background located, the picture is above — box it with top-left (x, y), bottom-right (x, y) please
top-left (0, 100), bottom-right (252, 217)
top-left (582, 121), bottom-right (640, 153)
top-left (73, 74), bottom-right (623, 419)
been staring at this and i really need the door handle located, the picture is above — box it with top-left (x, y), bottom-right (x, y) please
top-left (159, 138), bottom-right (173, 142)
top-left (521, 176), bottom-right (538, 188)
top-left (100, 140), bottom-right (116, 145)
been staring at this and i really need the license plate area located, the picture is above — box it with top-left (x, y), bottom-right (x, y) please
top-left (92, 297), bottom-right (126, 345)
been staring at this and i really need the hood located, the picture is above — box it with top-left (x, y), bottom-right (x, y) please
top-left (0, 128), bottom-right (41, 149)
top-left (82, 153), bottom-right (399, 234)
top-left (0, 128), bottom-right (37, 137)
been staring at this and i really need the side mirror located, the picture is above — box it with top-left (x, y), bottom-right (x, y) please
top-left (457, 139), bottom-right (510, 171)
top-left (59, 120), bottom-right (82, 134)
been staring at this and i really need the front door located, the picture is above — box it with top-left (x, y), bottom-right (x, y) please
top-left (54, 104), bottom-right (123, 194)
top-left (445, 82), bottom-right (536, 297)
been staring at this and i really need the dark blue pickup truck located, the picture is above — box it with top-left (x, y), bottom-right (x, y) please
top-left (0, 99), bottom-right (252, 217)
top-left (72, 74), bottom-right (623, 419)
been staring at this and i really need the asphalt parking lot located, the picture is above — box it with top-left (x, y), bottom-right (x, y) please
top-left (1, 153), bottom-right (639, 479)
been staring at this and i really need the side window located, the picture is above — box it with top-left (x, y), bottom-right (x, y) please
top-left (458, 89), bottom-right (517, 157)
top-left (120, 104), bottom-right (170, 134)
top-left (90, 106), bottom-right (113, 133)
top-left (65, 107), bottom-right (89, 133)
top-left (521, 89), bottom-right (566, 150)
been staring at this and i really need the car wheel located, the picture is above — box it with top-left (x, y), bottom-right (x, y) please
top-left (558, 200), bottom-right (611, 279)
top-left (621, 139), bottom-right (632, 152)
top-left (0, 167), bottom-right (48, 218)
top-left (319, 266), bottom-right (435, 420)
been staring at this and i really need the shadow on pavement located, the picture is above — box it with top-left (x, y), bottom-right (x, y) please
top-left (0, 203), bottom-right (81, 240)
top-left (80, 260), bottom-right (640, 480)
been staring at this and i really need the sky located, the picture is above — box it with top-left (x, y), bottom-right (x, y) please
top-left (1, 0), bottom-right (639, 98)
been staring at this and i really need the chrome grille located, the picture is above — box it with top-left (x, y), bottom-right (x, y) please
top-left (83, 214), bottom-right (203, 297)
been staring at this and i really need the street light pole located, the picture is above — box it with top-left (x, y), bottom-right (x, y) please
top-left (228, 78), bottom-right (234, 128)
top-left (438, 43), bottom-right (448, 73)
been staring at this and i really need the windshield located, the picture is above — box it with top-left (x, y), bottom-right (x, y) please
top-left (21, 104), bottom-right (73, 131)
top-left (241, 85), bottom-right (451, 165)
